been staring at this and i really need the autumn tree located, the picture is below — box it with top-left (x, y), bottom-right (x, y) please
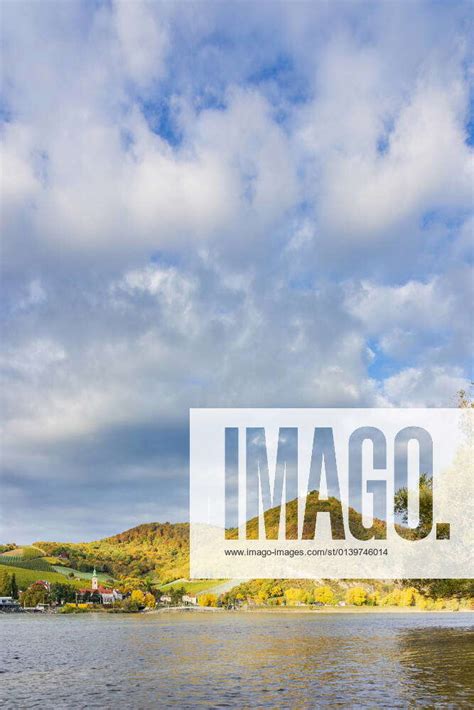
top-left (130, 589), bottom-right (146, 607)
top-left (198, 594), bottom-right (218, 607)
top-left (345, 587), bottom-right (367, 606)
top-left (144, 592), bottom-right (156, 609)
top-left (314, 586), bottom-right (334, 605)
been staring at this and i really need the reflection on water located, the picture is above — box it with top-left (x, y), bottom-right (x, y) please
top-left (1, 612), bottom-right (473, 708)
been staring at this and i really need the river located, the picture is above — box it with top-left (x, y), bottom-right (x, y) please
top-left (1, 611), bottom-right (473, 708)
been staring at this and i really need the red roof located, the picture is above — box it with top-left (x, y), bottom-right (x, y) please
top-left (78, 586), bottom-right (114, 594)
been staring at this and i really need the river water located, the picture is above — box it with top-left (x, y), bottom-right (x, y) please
top-left (1, 611), bottom-right (473, 708)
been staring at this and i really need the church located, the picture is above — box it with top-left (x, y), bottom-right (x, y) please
top-left (78, 569), bottom-right (123, 605)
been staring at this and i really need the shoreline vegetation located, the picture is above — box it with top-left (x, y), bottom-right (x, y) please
top-left (1, 527), bottom-right (473, 617)
top-left (12, 605), bottom-right (473, 616)
top-left (145, 605), bottom-right (474, 615)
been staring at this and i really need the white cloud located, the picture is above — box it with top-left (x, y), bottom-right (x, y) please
top-left (297, 36), bottom-right (472, 240)
top-left (382, 366), bottom-right (467, 407)
top-left (112, 0), bottom-right (169, 88)
top-left (0, 1), bottom-right (472, 539)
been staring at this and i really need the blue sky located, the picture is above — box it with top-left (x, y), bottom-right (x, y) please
top-left (1, 1), bottom-right (472, 542)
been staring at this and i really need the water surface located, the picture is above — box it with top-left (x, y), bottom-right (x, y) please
top-left (1, 611), bottom-right (473, 708)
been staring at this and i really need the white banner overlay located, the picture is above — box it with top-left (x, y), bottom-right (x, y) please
top-left (190, 408), bottom-right (473, 579)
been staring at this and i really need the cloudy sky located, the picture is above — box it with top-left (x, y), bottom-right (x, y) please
top-left (1, 1), bottom-right (472, 543)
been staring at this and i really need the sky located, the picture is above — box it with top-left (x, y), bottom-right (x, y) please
top-left (0, 1), bottom-right (473, 543)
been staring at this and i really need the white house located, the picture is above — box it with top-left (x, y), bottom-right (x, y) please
top-left (182, 595), bottom-right (197, 606)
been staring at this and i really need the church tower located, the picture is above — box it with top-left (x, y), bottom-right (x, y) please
top-left (91, 568), bottom-right (98, 591)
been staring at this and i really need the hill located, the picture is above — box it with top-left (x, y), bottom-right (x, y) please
top-left (31, 491), bottom-right (388, 585)
top-left (35, 522), bottom-right (189, 584)
top-left (227, 490), bottom-right (387, 540)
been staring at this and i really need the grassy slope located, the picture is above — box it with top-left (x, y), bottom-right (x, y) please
top-left (159, 579), bottom-right (227, 595)
top-left (51, 565), bottom-right (113, 583)
top-left (1, 566), bottom-right (86, 590)
top-left (0, 546), bottom-right (101, 590)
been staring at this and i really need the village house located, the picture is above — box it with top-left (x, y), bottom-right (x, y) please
top-left (182, 594), bottom-right (197, 606)
top-left (78, 569), bottom-right (123, 605)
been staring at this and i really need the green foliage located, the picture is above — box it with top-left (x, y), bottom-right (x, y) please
top-left (49, 583), bottom-right (77, 604)
top-left (394, 473), bottom-right (435, 539)
top-left (20, 582), bottom-right (49, 607)
top-left (0, 569), bottom-right (12, 595)
top-left (402, 578), bottom-right (474, 600)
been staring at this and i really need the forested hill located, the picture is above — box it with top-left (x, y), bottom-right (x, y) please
top-left (35, 522), bottom-right (189, 584)
top-left (227, 490), bottom-right (387, 540)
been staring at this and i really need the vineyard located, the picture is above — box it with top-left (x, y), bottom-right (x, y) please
top-left (0, 556), bottom-right (54, 572)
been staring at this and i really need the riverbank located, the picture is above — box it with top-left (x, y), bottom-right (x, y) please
top-left (144, 605), bottom-right (473, 615)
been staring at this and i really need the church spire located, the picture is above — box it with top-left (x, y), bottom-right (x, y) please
top-left (92, 568), bottom-right (98, 591)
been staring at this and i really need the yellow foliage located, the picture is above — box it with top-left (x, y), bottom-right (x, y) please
top-left (198, 594), bottom-right (217, 607)
top-left (380, 589), bottom-right (402, 606)
top-left (144, 592), bottom-right (156, 609)
top-left (314, 586), bottom-right (334, 605)
top-left (130, 589), bottom-right (145, 606)
top-left (445, 598), bottom-right (460, 611)
top-left (399, 587), bottom-right (417, 607)
top-left (284, 588), bottom-right (306, 605)
top-left (345, 587), bottom-right (367, 606)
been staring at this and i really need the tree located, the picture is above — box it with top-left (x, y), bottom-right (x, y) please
top-left (367, 591), bottom-right (380, 606)
top-left (9, 573), bottom-right (18, 599)
top-left (130, 589), bottom-right (145, 607)
top-left (314, 586), bottom-right (334, 605)
top-left (170, 585), bottom-right (185, 605)
top-left (284, 588), bottom-right (306, 605)
top-left (0, 569), bottom-right (12, 596)
top-left (394, 473), bottom-right (438, 539)
top-left (380, 589), bottom-right (401, 606)
top-left (399, 587), bottom-right (417, 607)
top-left (345, 587), bottom-right (367, 606)
top-left (144, 592), bottom-right (156, 609)
top-left (50, 583), bottom-right (76, 604)
top-left (198, 594), bottom-right (217, 607)
top-left (21, 582), bottom-right (49, 608)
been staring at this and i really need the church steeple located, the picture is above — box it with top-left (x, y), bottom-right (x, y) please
top-left (91, 568), bottom-right (98, 591)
